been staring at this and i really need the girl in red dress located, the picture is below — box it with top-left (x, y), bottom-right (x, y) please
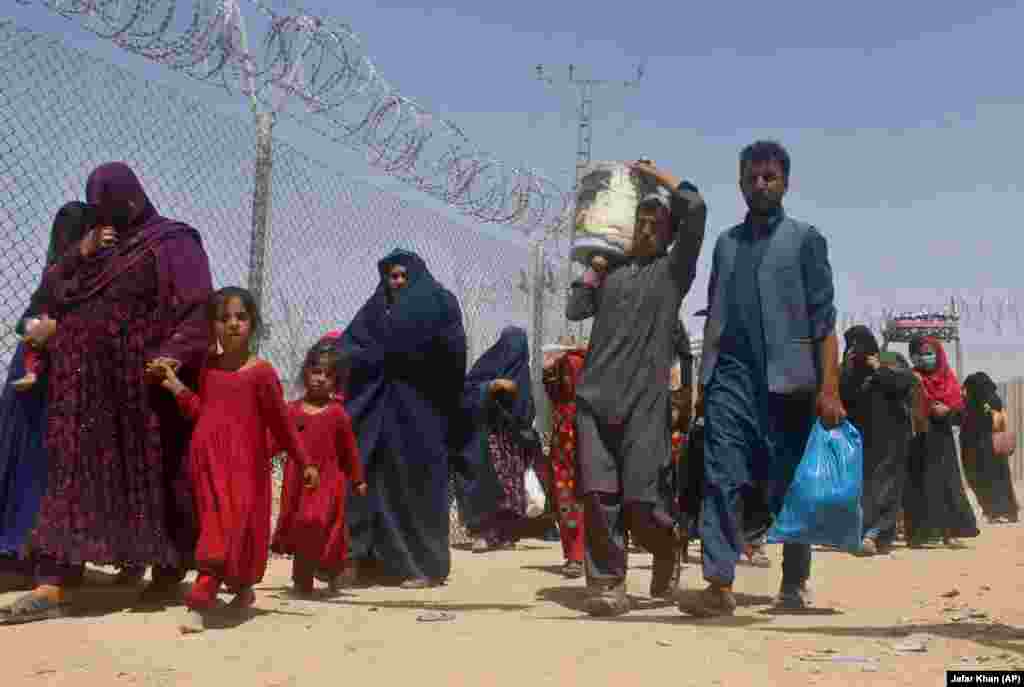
top-left (152, 287), bottom-right (317, 633)
top-left (271, 341), bottom-right (367, 597)
top-left (541, 346), bottom-right (587, 578)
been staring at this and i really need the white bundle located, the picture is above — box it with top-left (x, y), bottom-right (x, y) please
top-left (571, 161), bottom-right (661, 266)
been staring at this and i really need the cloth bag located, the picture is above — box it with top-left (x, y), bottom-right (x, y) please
top-left (765, 420), bottom-right (864, 551)
top-left (571, 161), bottom-right (661, 267)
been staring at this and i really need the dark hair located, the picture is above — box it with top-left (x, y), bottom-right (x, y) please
top-left (206, 286), bottom-right (263, 345)
top-left (298, 339), bottom-right (349, 390)
top-left (46, 202), bottom-right (97, 265)
top-left (740, 140), bottom-right (791, 179)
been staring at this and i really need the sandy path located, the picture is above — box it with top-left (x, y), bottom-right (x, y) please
top-left (2, 505), bottom-right (1022, 686)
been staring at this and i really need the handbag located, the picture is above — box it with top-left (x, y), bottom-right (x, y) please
top-left (992, 431), bottom-right (1016, 458)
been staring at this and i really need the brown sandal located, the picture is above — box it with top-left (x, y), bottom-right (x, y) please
top-left (677, 585), bottom-right (736, 618)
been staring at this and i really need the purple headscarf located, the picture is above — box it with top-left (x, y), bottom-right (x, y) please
top-left (52, 162), bottom-right (213, 367)
top-left (85, 162), bottom-right (161, 235)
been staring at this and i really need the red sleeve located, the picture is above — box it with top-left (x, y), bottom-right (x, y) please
top-left (175, 389), bottom-right (203, 422)
top-left (255, 364), bottom-right (313, 468)
top-left (334, 405), bottom-right (364, 484)
top-left (266, 401), bottom-right (299, 459)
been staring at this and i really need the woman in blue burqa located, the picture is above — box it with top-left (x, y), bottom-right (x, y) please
top-left (0, 203), bottom-right (94, 591)
top-left (338, 249), bottom-right (467, 588)
top-left (452, 326), bottom-right (541, 553)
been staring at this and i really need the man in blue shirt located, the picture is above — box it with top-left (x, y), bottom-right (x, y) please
top-left (680, 141), bottom-right (845, 617)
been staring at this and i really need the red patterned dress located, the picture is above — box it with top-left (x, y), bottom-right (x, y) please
top-left (542, 348), bottom-right (586, 564)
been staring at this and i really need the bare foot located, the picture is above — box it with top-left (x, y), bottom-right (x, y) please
top-left (178, 609), bottom-right (205, 634)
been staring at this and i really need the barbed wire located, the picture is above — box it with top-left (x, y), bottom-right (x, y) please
top-left (0, 18), bottom-right (540, 382)
top-left (19, 0), bottom-right (572, 234)
top-left (838, 295), bottom-right (1024, 338)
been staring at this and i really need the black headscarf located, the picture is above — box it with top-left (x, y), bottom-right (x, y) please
top-left (963, 371), bottom-right (999, 413)
top-left (841, 325), bottom-right (881, 402)
top-left (16, 201), bottom-right (95, 335)
top-left (843, 325), bottom-right (880, 356)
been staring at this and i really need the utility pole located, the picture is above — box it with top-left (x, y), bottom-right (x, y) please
top-left (535, 63), bottom-right (644, 338)
top-left (248, 110), bottom-right (274, 354)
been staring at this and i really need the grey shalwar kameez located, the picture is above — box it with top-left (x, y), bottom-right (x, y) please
top-left (566, 181), bottom-right (706, 589)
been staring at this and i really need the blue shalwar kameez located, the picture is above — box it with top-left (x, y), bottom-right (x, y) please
top-left (701, 213), bottom-right (829, 588)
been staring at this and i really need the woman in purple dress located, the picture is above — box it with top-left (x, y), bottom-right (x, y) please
top-left (0, 162), bottom-right (213, 624)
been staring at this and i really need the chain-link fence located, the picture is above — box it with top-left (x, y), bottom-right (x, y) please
top-left (0, 19), bottom-right (559, 395)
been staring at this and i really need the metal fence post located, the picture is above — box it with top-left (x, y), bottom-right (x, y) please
top-left (530, 241), bottom-right (545, 386)
top-left (530, 240), bottom-right (550, 434)
top-left (248, 110), bottom-right (274, 353)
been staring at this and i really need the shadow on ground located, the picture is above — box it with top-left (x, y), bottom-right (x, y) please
top-left (532, 584), bottom-right (782, 627)
top-left (325, 599), bottom-right (534, 613)
top-left (758, 621), bottom-right (1024, 657)
top-left (520, 564), bottom-right (574, 577)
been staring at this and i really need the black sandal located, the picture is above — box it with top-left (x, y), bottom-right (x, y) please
top-left (0, 593), bottom-right (70, 625)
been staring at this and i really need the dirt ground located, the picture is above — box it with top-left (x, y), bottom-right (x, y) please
top-left (2, 493), bottom-right (1023, 687)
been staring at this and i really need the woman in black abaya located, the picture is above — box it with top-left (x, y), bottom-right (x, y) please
top-left (840, 326), bottom-right (917, 555)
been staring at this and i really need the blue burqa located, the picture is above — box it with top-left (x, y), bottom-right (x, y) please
top-left (452, 326), bottom-right (535, 530)
top-left (340, 249), bottom-right (467, 581)
top-left (0, 343), bottom-right (49, 561)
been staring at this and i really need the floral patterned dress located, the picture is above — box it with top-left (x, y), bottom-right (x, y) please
top-left (542, 349), bottom-right (586, 564)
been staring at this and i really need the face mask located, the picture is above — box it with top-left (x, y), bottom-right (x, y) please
top-left (108, 205), bottom-right (136, 229)
top-left (913, 353), bottom-right (937, 371)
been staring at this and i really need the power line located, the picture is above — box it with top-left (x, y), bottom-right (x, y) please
top-left (23, 0), bottom-right (571, 232)
top-left (534, 62), bottom-right (645, 336)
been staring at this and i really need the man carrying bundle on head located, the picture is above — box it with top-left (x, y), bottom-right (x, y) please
top-left (566, 159), bottom-right (706, 617)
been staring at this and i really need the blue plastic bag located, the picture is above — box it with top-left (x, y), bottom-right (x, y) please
top-left (765, 420), bottom-right (864, 551)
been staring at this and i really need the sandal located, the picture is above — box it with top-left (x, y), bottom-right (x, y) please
top-left (856, 538), bottom-right (878, 557)
top-left (677, 585), bottom-right (736, 618)
top-left (583, 583), bottom-right (630, 617)
top-left (0, 593), bottom-right (70, 625)
top-left (416, 610), bottom-right (455, 622)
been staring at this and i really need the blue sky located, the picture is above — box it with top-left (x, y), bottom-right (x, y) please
top-left (7, 1), bottom-right (1024, 378)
